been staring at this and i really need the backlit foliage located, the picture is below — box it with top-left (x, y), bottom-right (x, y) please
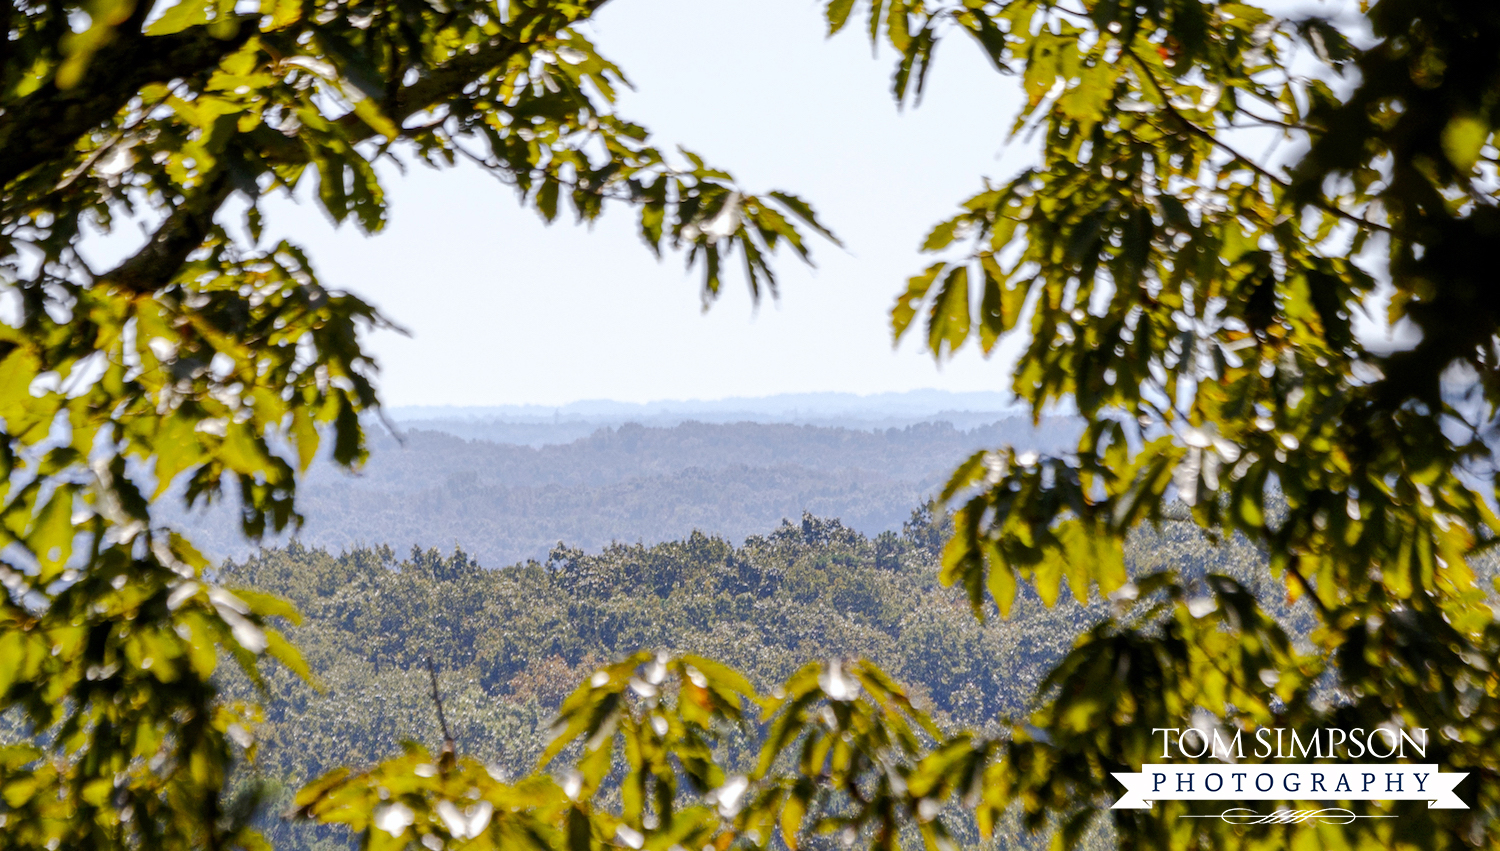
top-left (0, 0), bottom-right (830, 847)
top-left (855, 0), bottom-right (1500, 847)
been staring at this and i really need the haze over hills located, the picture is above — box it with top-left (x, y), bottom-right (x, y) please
top-left (386, 389), bottom-right (1039, 446)
top-left (171, 392), bottom-right (1081, 568)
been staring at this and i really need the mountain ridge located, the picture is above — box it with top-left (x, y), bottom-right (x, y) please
top-left (171, 416), bottom-right (1080, 567)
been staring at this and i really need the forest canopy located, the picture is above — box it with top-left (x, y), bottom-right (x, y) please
top-left (213, 507), bottom-right (1291, 851)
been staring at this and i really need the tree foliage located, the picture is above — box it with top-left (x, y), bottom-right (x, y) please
top-left (0, 0), bottom-right (832, 847)
top-left (857, 0), bottom-right (1500, 847)
top-left (207, 508), bottom-right (1307, 850)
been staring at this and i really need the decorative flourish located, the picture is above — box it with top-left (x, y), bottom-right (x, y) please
top-left (1181, 809), bottom-right (1397, 825)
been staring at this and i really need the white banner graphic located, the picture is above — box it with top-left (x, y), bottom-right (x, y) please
top-left (1111, 764), bottom-right (1467, 810)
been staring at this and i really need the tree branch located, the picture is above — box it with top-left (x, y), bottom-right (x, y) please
top-left (101, 171), bottom-right (234, 294)
top-left (1233, 108), bottom-right (1317, 133)
top-left (426, 654), bottom-right (455, 758)
top-left (0, 22), bottom-right (256, 188)
top-left (1285, 555), bottom-right (1333, 621)
top-left (1122, 47), bottom-right (1391, 235)
top-left (343, 0), bottom-right (614, 141)
top-left (28, 2), bottom-right (623, 300)
top-left (55, 92), bottom-right (171, 192)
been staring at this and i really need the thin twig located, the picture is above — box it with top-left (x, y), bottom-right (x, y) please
top-left (1232, 109), bottom-right (1317, 133)
top-left (55, 93), bottom-right (171, 192)
top-left (450, 139), bottom-right (642, 203)
top-left (1126, 49), bottom-right (1290, 186)
top-left (426, 654), bottom-right (455, 755)
top-left (1123, 47), bottom-right (1392, 234)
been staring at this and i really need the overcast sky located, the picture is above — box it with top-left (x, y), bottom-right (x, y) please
top-left (244, 0), bottom-right (1038, 407)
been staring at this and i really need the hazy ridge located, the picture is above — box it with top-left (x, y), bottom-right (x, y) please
top-left (171, 409), bottom-right (1079, 567)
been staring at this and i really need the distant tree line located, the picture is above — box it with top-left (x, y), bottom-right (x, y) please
top-left (169, 419), bottom-right (1080, 568)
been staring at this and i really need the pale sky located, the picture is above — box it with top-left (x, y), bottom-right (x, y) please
top-left (249, 0), bottom-right (1038, 408)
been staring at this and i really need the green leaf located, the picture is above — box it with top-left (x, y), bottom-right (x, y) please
top-left (977, 255), bottom-right (1009, 353)
top-left (537, 177), bottom-right (561, 223)
top-left (768, 192), bottom-right (841, 247)
top-left (1441, 114), bottom-right (1488, 172)
top-left (351, 98), bottom-right (401, 142)
top-left (28, 486), bottom-right (75, 582)
top-left (926, 265), bottom-right (970, 357)
top-left (892, 262), bottom-right (943, 341)
top-left (885, 0), bottom-right (911, 52)
top-left (959, 10), bottom-right (1011, 73)
top-left (289, 406), bottom-right (320, 473)
top-left (780, 789), bottom-right (808, 849)
top-left (144, 0), bottom-right (214, 35)
top-left (1033, 551), bottom-right (1063, 607)
top-left (984, 543), bottom-right (1017, 616)
top-left (921, 215), bottom-right (963, 252)
top-left (260, 0), bottom-right (301, 29)
top-left (265, 628), bottom-right (314, 684)
top-left (826, 0), bottom-right (857, 34)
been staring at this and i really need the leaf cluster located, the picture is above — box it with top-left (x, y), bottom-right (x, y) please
top-left (823, 0), bottom-right (1500, 845)
top-left (0, 0), bottom-right (839, 845)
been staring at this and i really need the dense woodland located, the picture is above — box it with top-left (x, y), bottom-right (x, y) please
top-left (217, 507), bottom-right (1297, 850)
top-left (168, 418), bottom-right (1079, 567)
